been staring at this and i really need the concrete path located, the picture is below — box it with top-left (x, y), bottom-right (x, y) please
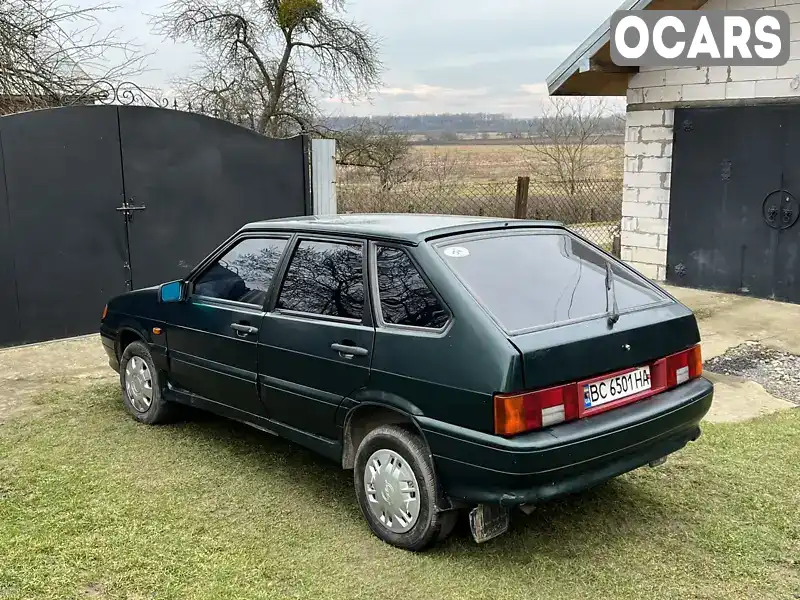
top-left (0, 335), bottom-right (114, 423)
top-left (664, 284), bottom-right (798, 423)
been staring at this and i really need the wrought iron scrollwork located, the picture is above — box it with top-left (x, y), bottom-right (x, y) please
top-left (58, 80), bottom-right (234, 126)
top-left (68, 80), bottom-right (185, 111)
top-left (55, 79), bottom-right (249, 129)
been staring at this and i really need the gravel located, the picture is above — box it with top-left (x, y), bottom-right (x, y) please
top-left (704, 342), bottom-right (800, 405)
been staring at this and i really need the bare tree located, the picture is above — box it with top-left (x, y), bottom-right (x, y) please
top-left (152, 0), bottom-right (381, 137)
top-left (416, 146), bottom-right (465, 190)
top-left (334, 121), bottom-right (469, 194)
top-left (0, 0), bottom-right (146, 114)
top-left (334, 119), bottom-right (418, 191)
top-left (524, 96), bottom-right (622, 195)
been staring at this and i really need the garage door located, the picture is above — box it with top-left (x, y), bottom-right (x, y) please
top-left (668, 105), bottom-right (800, 303)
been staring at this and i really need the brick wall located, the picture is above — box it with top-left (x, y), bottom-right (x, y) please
top-left (621, 0), bottom-right (800, 280)
top-left (622, 110), bottom-right (673, 280)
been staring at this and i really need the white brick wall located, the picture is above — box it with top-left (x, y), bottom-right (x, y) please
top-left (621, 0), bottom-right (800, 281)
top-left (627, 0), bottom-right (800, 108)
top-left (621, 107), bottom-right (673, 281)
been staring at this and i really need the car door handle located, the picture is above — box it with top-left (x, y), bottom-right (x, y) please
top-left (231, 323), bottom-right (259, 336)
top-left (330, 343), bottom-right (369, 358)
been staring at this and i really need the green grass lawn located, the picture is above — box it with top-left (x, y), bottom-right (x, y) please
top-left (1, 384), bottom-right (798, 600)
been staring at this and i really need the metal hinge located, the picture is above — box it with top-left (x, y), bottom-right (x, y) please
top-left (116, 198), bottom-right (147, 222)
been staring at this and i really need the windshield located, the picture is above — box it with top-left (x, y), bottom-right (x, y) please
top-left (433, 230), bottom-right (670, 334)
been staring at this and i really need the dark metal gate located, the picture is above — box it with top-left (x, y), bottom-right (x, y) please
top-left (0, 104), bottom-right (310, 347)
top-left (668, 105), bottom-right (800, 303)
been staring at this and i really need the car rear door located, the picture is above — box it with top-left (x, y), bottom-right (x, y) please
top-left (258, 235), bottom-right (375, 440)
top-left (165, 234), bottom-right (291, 418)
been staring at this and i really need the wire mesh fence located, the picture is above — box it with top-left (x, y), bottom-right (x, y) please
top-left (338, 177), bottom-right (623, 253)
top-left (339, 181), bottom-right (516, 217)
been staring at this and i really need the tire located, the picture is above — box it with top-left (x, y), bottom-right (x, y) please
top-left (353, 424), bottom-right (454, 551)
top-left (119, 341), bottom-right (175, 425)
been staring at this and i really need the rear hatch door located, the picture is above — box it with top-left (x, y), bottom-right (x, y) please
top-left (431, 227), bottom-right (700, 396)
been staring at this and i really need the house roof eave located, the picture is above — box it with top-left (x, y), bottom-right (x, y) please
top-left (546, 0), bottom-right (709, 96)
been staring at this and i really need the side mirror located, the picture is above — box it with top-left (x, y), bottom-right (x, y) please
top-left (159, 280), bottom-right (187, 303)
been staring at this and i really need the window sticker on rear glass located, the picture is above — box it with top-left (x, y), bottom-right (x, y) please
top-left (443, 246), bottom-right (469, 258)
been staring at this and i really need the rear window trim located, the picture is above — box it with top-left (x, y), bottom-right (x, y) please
top-left (429, 227), bottom-right (674, 337)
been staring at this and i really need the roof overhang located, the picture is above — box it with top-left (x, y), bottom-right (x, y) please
top-left (546, 0), bottom-right (709, 96)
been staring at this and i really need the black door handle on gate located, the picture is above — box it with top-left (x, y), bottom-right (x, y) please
top-left (330, 343), bottom-right (368, 358)
top-left (231, 323), bottom-right (259, 335)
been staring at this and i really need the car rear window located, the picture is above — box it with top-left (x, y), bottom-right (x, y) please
top-left (433, 230), bottom-right (670, 334)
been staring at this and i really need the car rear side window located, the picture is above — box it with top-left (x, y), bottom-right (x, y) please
top-left (193, 237), bottom-right (288, 306)
top-left (277, 240), bottom-right (365, 320)
top-left (375, 246), bottom-right (449, 329)
top-left (435, 231), bottom-right (669, 333)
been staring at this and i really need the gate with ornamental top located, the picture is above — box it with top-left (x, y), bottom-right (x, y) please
top-left (0, 88), bottom-right (311, 347)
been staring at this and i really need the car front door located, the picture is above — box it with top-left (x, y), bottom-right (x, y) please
top-left (258, 236), bottom-right (375, 440)
top-left (164, 234), bottom-right (291, 418)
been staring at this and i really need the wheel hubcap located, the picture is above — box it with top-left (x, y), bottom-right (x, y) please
top-left (364, 449), bottom-right (420, 533)
top-left (124, 356), bottom-right (153, 413)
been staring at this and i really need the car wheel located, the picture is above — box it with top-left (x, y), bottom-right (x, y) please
top-left (119, 341), bottom-right (174, 425)
top-left (353, 424), bottom-right (453, 551)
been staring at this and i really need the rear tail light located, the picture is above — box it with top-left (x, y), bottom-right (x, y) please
top-left (494, 343), bottom-right (703, 437)
top-left (667, 344), bottom-right (702, 387)
top-left (494, 383), bottom-right (579, 436)
top-left (101, 304), bottom-right (108, 321)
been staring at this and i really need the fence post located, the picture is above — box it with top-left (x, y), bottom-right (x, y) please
top-left (311, 138), bottom-right (337, 216)
top-left (612, 234), bottom-right (622, 258)
top-left (514, 176), bottom-right (530, 219)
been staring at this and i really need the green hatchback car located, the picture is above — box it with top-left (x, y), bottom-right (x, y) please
top-left (100, 214), bottom-right (713, 551)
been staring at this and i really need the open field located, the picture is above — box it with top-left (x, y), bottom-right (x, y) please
top-left (409, 143), bottom-right (623, 183)
top-left (339, 143), bottom-right (624, 187)
top-left (408, 134), bottom-right (626, 147)
top-left (0, 383), bottom-right (798, 600)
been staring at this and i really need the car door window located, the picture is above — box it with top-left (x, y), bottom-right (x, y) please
top-left (193, 237), bottom-right (288, 306)
top-left (375, 246), bottom-right (449, 329)
top-left (276, 240), bottom-right (364, 320)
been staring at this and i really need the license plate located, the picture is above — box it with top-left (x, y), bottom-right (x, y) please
top-left (583, 366), bottom-right (651, 409)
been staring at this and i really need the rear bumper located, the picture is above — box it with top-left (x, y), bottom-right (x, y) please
top-left (419, 377), bottom-right (713, 507)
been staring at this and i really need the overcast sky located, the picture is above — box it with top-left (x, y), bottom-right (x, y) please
top-left (92, 0), bottom-right (625, 117)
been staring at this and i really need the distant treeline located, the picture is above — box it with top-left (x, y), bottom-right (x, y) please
top-left (324, 112), bottom-right (625, 139)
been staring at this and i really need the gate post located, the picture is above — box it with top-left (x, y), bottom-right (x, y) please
top-left (311, 138), bottom-right (337, 215)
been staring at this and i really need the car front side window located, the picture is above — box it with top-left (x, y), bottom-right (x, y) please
top-left (193, 237), bottom-right (288, 306)
top-left (276, 239), bottom-right (365, 320)
top-left (375, 245), bottom-right (449, 329)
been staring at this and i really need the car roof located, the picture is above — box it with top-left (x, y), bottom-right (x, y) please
top-left (241, 213), bottom-right (564, 244)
